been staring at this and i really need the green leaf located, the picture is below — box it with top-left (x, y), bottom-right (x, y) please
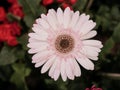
top-left (101, 37), bottom-right (115, 55)
top-left (10, 63), bottom-right (31, 90)
top-left (75, 0), bottom-right (88, 11)
top-left (24, 15), bottom-right (35, 28)
top-left (18, 34), bottom-right (29, 50)
top-left (34, 0), bottom-right (41, 5)
top-left (18, 0), bottom-right (46, 27)
top-left (98, 5), bottom-right (110, 14)
top-left (7, 13), bottom-right (21, 22)
top-left (0, 46), bottom-right (17, 66)
top-left (14, 48), bottom-right (25, 60)
top-left (112, 23), bottom-right (120, 42)
top-left (111, 6), bottom-right (120, 20)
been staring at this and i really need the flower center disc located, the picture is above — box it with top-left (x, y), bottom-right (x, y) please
top-left (55, 34), bottom-right (74, 53)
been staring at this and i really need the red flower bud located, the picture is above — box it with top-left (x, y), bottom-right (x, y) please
top-left (85, 85), bottom-right (102, 90)
top-left (0, 24), bottom-right (11, 42)
top-left (61, 2), bottom-right (72, 10)
top-left (57, 0), bottom-right (64, 3)
top-left (0, 7), bottom-right (6, 22)
top-left (10, 22), bottom-right (21, 36)
top-left (7, 0), bottom-right (18, 4)
top-left (42, 0), bottom-right (54, 6)
top-left (0, 22), bottom-right (21, 46)
top-left (70, 0), bottom-right (77, 5)
top-left (9, 4), bottom-right (24, 18)
top-left (7, 36), bottom-right (18, 46)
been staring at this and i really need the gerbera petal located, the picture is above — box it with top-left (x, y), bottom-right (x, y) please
top-left (41, 55), bottom-right (56, 73)
top-left (53, 59), bottom-right (61, 81)
top-left (82, 46), bottom-right (101, 52)
top-left (80, 20), bottom-right (96, 35)
top-left (41, 14), bottom-right (47, 20)
top-left (33, 29), bottom-right (48, 39)
top-left (82, 40), bottom-right (103, 48)
top-left (65, 59), bottom-right (74, 80)
top-left (28, 38), bottom-right (40, 43)
top-left (75, 54), bottom-right (94, 70)
top-left (28, 33), bottom-right (47, 41)
top-left (28, 48), bottom-right (45, 54)
top-left (61, 59), bottom-right (67, 81)
top-left (87, 56), bottom-right (98, 61)
top-left (80, 47), bottom-right (99, 57)
top-left (36, 18), bottom-right (50, 29)
top-left (57, 8), bottom-right (63, 25)
top-left (75, 14), bottom-right (90, 31)
top-left (32, 50), bottom-right (52, 60)
top-left (35, 59), bottom-right (48, 68)
top-left (69, 11), bottom-right (79, 29)
top-left (68, 57), bottom-right (80, 77)
top-left (80, 30), bottom-right (97, 40)
top-left (27, 42), bottom-right (48, 48)
top-left (47, 9), bottom-right (58, 30)
top-left (72, 59), bottom-right (81, 77)
top-left (48, 58), bottom-right (58, 77)
top-left (63, 7), bottom-right (71, 28)
top-left (32, 54), bottom-right (50, 63)
top-left (32, 25), bottom-right (48, 35)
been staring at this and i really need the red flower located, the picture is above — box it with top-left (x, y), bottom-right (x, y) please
top-left (7, 0), bottom-right (18, 4)
top-left (0, 24), bottom-right (11, 42)
top-left (69, 0), bottom-right (77, 5)
top-left (10, 22), bottom-right (21, 36)
top-left (0, 7), bottom-right (6, 22)
top-left (85, 85), bottom-right (102, 90)
top-left (57, 0), bottom-right (64, 3)
top-left (9, 4), bottom-right (24, 18)
top-left (0, 23), bottom-right (21, 46)
top-left (6, 36), bottom-right (18, 46)
top-left (57, 0), bottom-right (77, 4)
top-left (61, 2), bottom-right (72, 10)
top-left (42, 0), bottom-right (54, 6)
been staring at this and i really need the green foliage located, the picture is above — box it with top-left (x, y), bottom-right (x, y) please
top-left (10, 63), bottom-right (31, 90)
top-left (0, 0), bottom-right (120, 90)
top-left (113, 23), bottom-right (120, 42)
top-left (18, 0), bottom-right (46, 27)
top-left (102, 37), bottom-right (115, 55)
top-left (0, 46), bottom-right (17, 65)
top-left (7, 13), bottom-right (21, 22)
top-left (18, 34), bottom-right (29, 50)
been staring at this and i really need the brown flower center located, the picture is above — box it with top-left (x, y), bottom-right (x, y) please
top-left (55, 34), bottom-right (74, 53)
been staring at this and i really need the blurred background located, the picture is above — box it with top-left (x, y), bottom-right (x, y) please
top-left (0, 0), bottom-right (120, 90)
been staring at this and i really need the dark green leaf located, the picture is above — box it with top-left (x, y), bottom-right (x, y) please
top-left (18, 0), bottom-right (46, 27)
top-left (24, 15), bottom-right (35, 28)
top-left (7, 13), bottom-right (21, 22)
top-left (111, 6), bottom-right (120, 20)
top-left (10, 63), bottom-right (31, 90)
top-left (0, 46), bottom-right (17, 66)
top-left (112, 23), bottom-right (120, 42)
top-left (102, 37), bottom-right (115, 54)
top-left (18, 34), bottom-right (29, 50)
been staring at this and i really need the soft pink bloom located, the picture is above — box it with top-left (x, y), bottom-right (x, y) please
top-left (27, 7), bottom-right (103, 81)
top-left (85, 85), bottom-right (103, 90)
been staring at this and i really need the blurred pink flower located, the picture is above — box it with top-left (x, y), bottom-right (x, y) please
top-left (85, 85), bottom-right (103, 90)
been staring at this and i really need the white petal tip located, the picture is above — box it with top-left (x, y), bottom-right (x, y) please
top-left (32, 60), bottom-right (36, 63)
top-left (41, 69), bottom-right (45, 74)
top-left (35, 64), bottom-right (39, 68)
top-left (90, 67), bottom-right (94, 70)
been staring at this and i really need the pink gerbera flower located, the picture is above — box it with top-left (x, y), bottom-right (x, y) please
top-left (27, 7), bottom-right (103, 81)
